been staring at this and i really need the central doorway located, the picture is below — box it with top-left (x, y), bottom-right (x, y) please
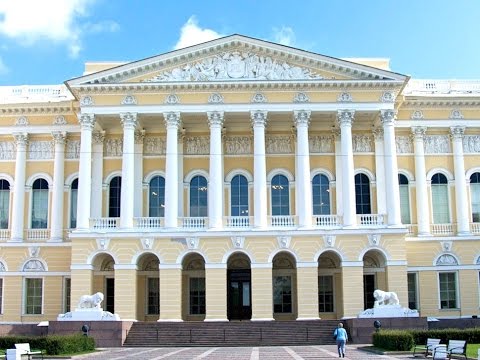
top-left (227, 253), bottom-right (252, 320)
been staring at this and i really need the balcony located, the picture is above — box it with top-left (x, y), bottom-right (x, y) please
top-left (26, 229), bottom-right (50, 241)
top-left (181, 217), bottom-right (208, 229)
top-left (269, 216), bottom-right (297, 227)
top-left (90, 218), bottom-right (120, 230)
top-left (358, 214), bottom-right (385, 227)
top-left (313, 215), bottom-right (341, 227)
top-left (225, 216), bottom-right (251, 228)
top-left (0, 229), bottom-right (10, 241)
top-left (134, 217), bottom-right (164, 229)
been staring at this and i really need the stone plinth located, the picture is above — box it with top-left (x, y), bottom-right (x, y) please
top-left (358, 304), bottom-right (419, 318)
top-left (57, 308), bottom-right (120, 321)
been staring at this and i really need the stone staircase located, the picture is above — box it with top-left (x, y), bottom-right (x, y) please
top-left (123, 320), bottom-right (338, 347)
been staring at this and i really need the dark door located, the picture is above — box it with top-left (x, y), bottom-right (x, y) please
top-left (363, 274), bottom-right (375, 309)
top-left (227, 269), bottom-right (252, 320)
top-left (105, 278), bottom-right (115, 313)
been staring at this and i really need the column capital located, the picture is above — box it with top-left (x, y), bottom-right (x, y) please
top-left (120, 112), bottom-right (138, 129)
top-left (250, 110), bottom-right (268, 127)
top-left (163, 112), bottom-right (181, 129)
top-left (337, 110), bottom-right (354, 126)
top-left (372, 127), bottom-right (384, 141)
top-left (411, 126), bottom-right (427, 140)
top-left (12, 132), bottom-right (28, 146)
top-left (293, 110), bottom-right (311, 127)
top-left (207, 111), bottom-right (225, 128)
top-left (134, 129), bottom-right (146, 144)
top-left (78, 113), bottom-right (95, 130)
top-left (92, 131), bottom-right (105, 144)
top-left (450, 126), bottom-right (465, 140)
top-left (380, 109), bottom-right (397, 125)
top-left (51, 131), bottom-right (67, 145)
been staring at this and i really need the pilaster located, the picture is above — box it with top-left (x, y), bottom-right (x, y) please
top-left (296, 264), bottom-right (320, 320)
top-left (204, 266), bottom-right (228, 321)
top-left (158, 266), bottom-right (183, 321)
top-left (114, 266), bottom-right (138, 320)
top-left (251, 265), bottom-right (274, 320)
top-left (340, 265), bottom-right (364, 317)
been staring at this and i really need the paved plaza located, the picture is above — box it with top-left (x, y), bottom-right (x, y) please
top-left (68, 344), bottom-right (410, 360)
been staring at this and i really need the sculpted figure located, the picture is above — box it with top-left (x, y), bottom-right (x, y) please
top-left (77, 292), bottom-right (104, 309)
top-left (373, 289), bottom-right (400, 307)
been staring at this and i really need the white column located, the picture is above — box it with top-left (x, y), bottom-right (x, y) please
top-left (164, 112), bottom-right (181, 228)
top-left (207, 111), bottom-right (225, 229)
top-left (381, 110), bottom-right (401, 226)
top-left (50, 131), bottom-right (67, 242)
top-left (178, 129), bottom-right (185, 218)
top-left (91, 131), bottom-right (105, 219)
top-left (294, 110), bottom-right (312, 227)
top-left (120, 113), bottom-right (137, 228)
top-left (10, 133), bottom-right (28, 241)
top-left (373, 128), bottom-right (387, 215)
top-left (251, 111), bottom-right (268, 228)
top-left (76, 113), bottom-right (95, 230)
top-left (134, 130), bottom-right (145, 218)
top-left (333, 129), bottom-right (342, 217)
top-left (451, 126), bottom-right (470, 235)
top-left (337, 110), bottom-right (356, 227)
top-left (412, 127), bottom-right (430, 235)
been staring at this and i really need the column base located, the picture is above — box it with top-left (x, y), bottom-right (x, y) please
top-left (8, 237), bottom-right (23, 242)
top-left (48, 237), bottom-right (64, 243)
top-left (251, 318), bottom-right (274, 321)
top-left (204, 318), bottom-right (229, 322)
top-left (417, 232), bottom-right (432, 237)
top-left (157, 318), bottom-right (184, 322)
top-left (457, 231), bottom-right (471, 236)
top-left (296, 317), bottom-right (321, 321)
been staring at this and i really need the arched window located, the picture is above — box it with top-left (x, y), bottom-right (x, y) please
top-left (431, 173), bottom-right (449, 224)
top-left (470, 172), bottom-right (480, 222)
top-left (271, 174), bottom-right (289, 216)
top-left (312, 174), bottom-right (330, 215)
top-left (231, 175), bottom-right (248, 216)
top-left (355, 173), bottom-right (371, 214)
top-left (31, 178), bottom-right (48, 229)
top-left (149, 176), bottom-right (165, 217)
top-left (0, 179), bottom-right (10, 229)
top-left (109, 176), bottom-right (122, 218)
top-left (190, 175), bottom-right (207, 217)
top-left (70, 178), bottom-right (78, 229)
top-left (398, 174), bottom-right (411, 224)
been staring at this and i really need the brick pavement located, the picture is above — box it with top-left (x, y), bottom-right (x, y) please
top-left (65, 344), bottom-right (412, 360)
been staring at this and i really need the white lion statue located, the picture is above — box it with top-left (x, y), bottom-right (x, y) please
top-left (77, 292), bottom-right (104, 309)
top-left (373, 289), bottom-right (400, 307)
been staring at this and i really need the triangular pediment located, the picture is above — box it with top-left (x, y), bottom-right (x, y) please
top-left (67, 34), bottom-right (407, 88)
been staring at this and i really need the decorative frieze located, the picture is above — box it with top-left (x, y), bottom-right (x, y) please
top-left (225, 136), bottom-right (252, 155)
top-left (309, 135), bottom-right (333, 153)
top-left (28, 141), bottom-right (54, 160)
top-left (463, 135), bottom-right (480, 153)
top-left (0, 142), bottom-right (15, 160)
top-left (395, 136), bottom-right (413, 153)
top-left (144, 137), bottom-right (166, 155)
top-left (185, 136), bottom-right (210, 155)
top-left (105, 138), bottom-right (123, 157)
top-left (134, 130), bottom-right (146, 144)
top-left (65, 140), bottom-right (80, 159)
top-left (352, 134), bottom-right (373, 152)
top-left (424, 135), bottom-right (451, 153)
top-left (143, 52), bottom-right (323, 82)
top-left (266, 135), bottom-right (293, 154)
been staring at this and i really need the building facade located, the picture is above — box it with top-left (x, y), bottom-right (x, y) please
top-left (0, 35), bottom-right (479, 323)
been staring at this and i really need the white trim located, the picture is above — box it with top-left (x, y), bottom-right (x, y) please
top-left (408, 265), bottom-right (480, 271)
top-left (358, 247), bottom-right (390, 262)
top-left (433, 252), bottom-right (460, 266)
top-left (158, 264), bottom-right (182, 270)
top-left (176, 250), bottom-right (208, 265)
top-left (314, 248), bottom-right (344, 263)
top-left (310, 168), bottom-right (335, 181)
top-left (296, 262), bottom-right (318, 268)
top-left (222, 248), bottom-right (255, 265)
top-left (341, 261), bottom-right (363, 267)
top-left (427, 168), bottom-right (454, 181)
top-left (205, 263), bottom-right (227, 269)
top-left (184, 169), bottom-right (209, 183)
top-left (250, 263), bottom-right (272, 269)
top-left (144, 170), bottom-right (167, 184)
top-left (268, 248), bottom-right (299, 264)
top-left (70, 264), bottom-right (93, 270)
top-left (131, 251), bottom-right (162, 266)
top-left (22, 277), bottom-right (44, 316)
top-left (396, 120), bottom-right (480, 128)
top-left (2, 271), bottom-right (71, 276)
top-left (25, 173), bottom-right (53, 187)
top-left (225, 169), bottom-right (253, 183)
top-left (466, 167), bottom-right (480, 179)
top-left (385, 260), bottom-right (408, 266)
top-left (354, 168), bottom-right (376, 181)
top-left (87, 250), bottom-right (119, 267)
top-left (104, 171), bottom-right (122, 185)
top-left (267, 168), bottom-right (295, 182)
top-left (437, 271), bottom-right (459, 310)
top-left (113, 264), bottom-right (138, 270)
top-left (0, 174), bottom-right (14, 184)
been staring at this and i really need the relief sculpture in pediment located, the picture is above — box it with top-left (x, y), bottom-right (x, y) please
top-left (144, 51), bottom-right (323, 82)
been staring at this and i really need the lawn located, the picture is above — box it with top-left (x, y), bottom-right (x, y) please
top-left (467, 343), bottom-right (480, 359)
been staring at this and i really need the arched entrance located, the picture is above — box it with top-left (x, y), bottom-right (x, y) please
top-left (92, 253), bottom-right (115, 313)
top-left (227, 253), bottom-right (251, 320)
top-left (182, 253), bottom-right (206, 321)
top-left (272, 252), bottom-right (297, 320)
top-left (318, 251), bottom-right (341, 319)
top-left (362, 250), bottom-right (387, 309)
top-left (136, 253), bottom-right (160, 321)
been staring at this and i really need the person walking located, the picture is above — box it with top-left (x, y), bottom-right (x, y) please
top-left (333, 322), bottom-right (348, 358)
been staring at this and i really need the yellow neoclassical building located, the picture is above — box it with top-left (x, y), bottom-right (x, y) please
top-left (0, 34), bottom-right (479, 324)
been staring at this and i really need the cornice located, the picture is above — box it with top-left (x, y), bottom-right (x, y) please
top-left (401, 99), bottom-right (480, 108)
top-left (0, 103), bottom-right (78, 115)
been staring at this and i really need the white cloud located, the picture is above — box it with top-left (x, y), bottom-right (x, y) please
top-left (174, 16), bottom-right (223, 50)
top-left (272, 26), bottom-right (296, 47)
top-left (0, 0), bottom-right (119, 58)
top-left (0, 56), bottom-right (9, 75)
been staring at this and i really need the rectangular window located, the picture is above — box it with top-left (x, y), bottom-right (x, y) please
top-left (439, 272), bottom-right (457, 309)
top-left (0, 278), bottom-right (3, 314)
top-left (472, 183), bottom-right (480, 222)
top-left (70, 189), bottom-right (78, 228)
top-left (189, 277), bottom-right (205, 315)
top-left (31, 190), bottom-right (48, 229)
top-left (64, 278), bottom-right (71, 313)
top-left (399, 185), bottom-right (411, 224)
top-left (318, 275), bottom-right (334, 312)
top-left (432, 185), bottom-right (450, 224)
top-left (407, 273), bottom-right (418, 310)
top-left (273, 276), bottom-right (292, 313)
top-left (0, 189), bottom-right (9, 229)
top-left (25, 278), bottom-right (43, 315)
top-left (147, 277), bottom-right (159, 315)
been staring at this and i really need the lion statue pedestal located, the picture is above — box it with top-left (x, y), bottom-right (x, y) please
top-left (57, 292), bottom-right (120, 321)
top-left (358, 289), bottom-right (419, 318)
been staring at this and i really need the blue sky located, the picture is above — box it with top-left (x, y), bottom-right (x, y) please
top-left (0, 0), bottom-right (479, 86)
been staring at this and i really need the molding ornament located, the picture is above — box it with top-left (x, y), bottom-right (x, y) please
top-left (121, 95), bottom-right (137, 105)
top-left (337, 110), bottom-right (355, 127)
top-left (185, 136), bottom-right (210, 155)
top-left (381, 91), bottom-right (395, 103)
top-left (424, 135), bottom-right (451, 153)
top-left (78, 113), bottom-right (96, 130)
top-left (411, 110), bottom-right (424, 120)
top-left (12, 132), bottom-right (29, 147)
top-left (15, 116), bottom-right (28, 126)
top-left (463, 136), bottom-right (480, 153)
top-left (96, 238), bottom-right (110, 250)
top-left (293, 92), bottom-right (309, 103)
top-left (449, 109), bottom-right (464, 119)
top-left (231, 236), bottom-right (245, 249)
top-left (380, 109), bottom-right (396, 125)
top-left (163, 112), bottom-right (181, 129)
top-left (186, 237), bottom-right (199, 250)
top-left (266, 135), bottom-right (293, 154)
top-left (92, 131), bottom-right (105, 145)
top-left (80, 95), bottom-right (94, 106)
top-left (411, 126), bottom-right (427, 140)
top-left (53, 115), bottom-right (67, 125)
top-left (395, 136), bottom-right (413, 154)
top-left (250, 110), bottom-right (268, 127)
top-left (105, 138), bottom-right (123, 157)
top-left (143, 52), bottom-right (323, 82)
top-left (353, 135), bottom-right (373, 152)
top-left (436, 254), bottom-right (458, 266)
top-left (293, 110), bottom-right (311, 127)
top-left (144, 137), bottom-right (166, 155)
top-left (29, 141), bottom-right (54, 160)
top-left (65, 140), bottom-right (80, 159)
top-left (22, 259), bottom-right (46, 272)
top-left (277, 236), bottom-right (291, 249)
top-left (134, 129), bottom-right (146, 144)
top-left (165, 94), bottom-right (179, 104)
top-left (252, 93), bottom-right (267, 103)
top-left (208, 93), bottom-right (224, 104)
top-left (441, 241), bottom-right (453, 252)
top-left (450, 126), bottom-right (465, 140)
top-left (141, 238), bottom-right (154, 250)
top-left (52, 131), bottom-right (67, 145)
top-left (0, 142), bottom-right (15, 160)
top-left (207, 111), bottom-right (225, 127)
top-left (29, 246), bottom-right (40, 258)
top-left (323, 235), bottom-right (336, 247)
top-left (337, 92), bottom-right (353, 102)
top-left (120, 112), bottom-right (138, 129)
top-left (368, 234), bottom-right (381, 247)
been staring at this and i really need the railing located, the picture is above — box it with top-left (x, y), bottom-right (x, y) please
top-left (358, 214), bottom-right (385, 226)
top-left (90, 217), bottom-right (120, 229)
top-left (313, 215), bottom-right (341, 227)
top-left (431, 223), bottom-right (455, 236)
top-left (471, 223), bottom-right (480, 235)
top-left (269, 216), bottom-right (296, 227)
top-left (26, 229), bottom-right (50, 241)
top-left (181, 217), bottom-right (207, 229)
top-left (0, 85), bottom-right (74, 104)
top-left (225, 216), bottom-right (251, 228)
top-left (134, 217), bottom-right (164, 229)
top-left (0, 229), bottom-right (10, 241)
top-left (404, 79), bottom-right (480, 95)
top-left (406, 224), bottom-right (418, 236)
